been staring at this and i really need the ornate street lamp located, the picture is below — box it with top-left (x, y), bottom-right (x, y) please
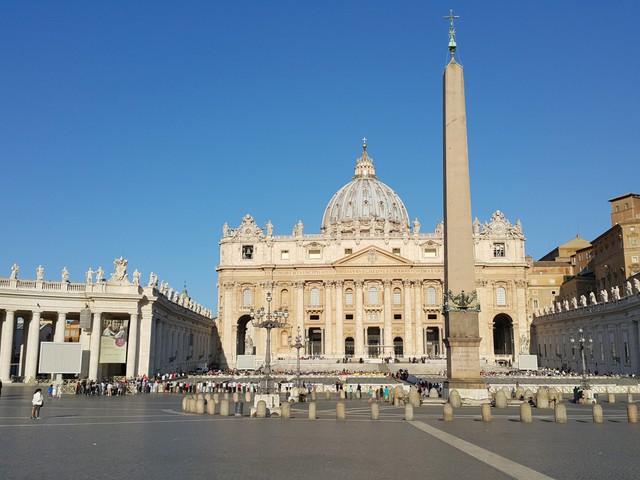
top-left (288, 326), bottom-right (309, 388)
top-left (250, 291), bottom-right (288, 394)
top-left (570, 327), bottom-right (593, 390)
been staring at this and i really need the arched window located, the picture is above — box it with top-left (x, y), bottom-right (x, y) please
top-left (426, 287), bottom-right (437, 305)
top-left (393, 288), bottom-right (402, 305)
top-left (310, 287), bottom-right (320, 306)
top-left (345, 288), bottom-right (354, 306)
top-left (281, 289), bottom-right (289, 307)
top-left (496, 287), bottom-right (506, 306)
top-left (368, 286), bottom-right (378, 305)
top-left (242, 288), bottom-right (252, 307)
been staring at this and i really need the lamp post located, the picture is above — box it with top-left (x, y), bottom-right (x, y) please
top-left (288, 326), bottom-right (309, 388)
top-left (250, 291), bottom-right (288, 394)
top-left (570, 327), bottom-right (593, 390)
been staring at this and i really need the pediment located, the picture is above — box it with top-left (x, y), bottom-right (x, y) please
top-left (333, 246), bottom-right (413, 266)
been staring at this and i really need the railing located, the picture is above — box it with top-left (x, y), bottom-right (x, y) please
top-left (43, 282), bottom-right (61, 291)
top-left (16, 280), bottom-right (37, 289)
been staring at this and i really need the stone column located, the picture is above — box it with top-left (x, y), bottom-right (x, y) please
top-left (324, 281), bottom-right (333, 357)
top-left (355, 281), bottom-right (364, 357)
top-left (54, 312), bottom-right (67, 343)
top-left (126, 313), bottom-right (139, 378)
top-left (88, 312), bottom-right (102, 380)
top-left (383, 280), bottom-right (393, 358)
top-left (295, 281), bottom-right (305, 334)
top-left (177, 328), bottom-right (183, 367)
top-left (222, 282), bottom-right (235, 367)
top-left (154, 320), bottom-right (163, 372)
top-left (335, 281), bottom-right (344, 356)
top-left (0, 310), bottom-right (16, 381)
top-left (414, 282), bottom-right (424, 356)
top-left (24, 311), bottom-right (42, 381)
top-left (403, 280), bottom-right (413, 356)
top-left (160, 321), bottom-right (168, 371)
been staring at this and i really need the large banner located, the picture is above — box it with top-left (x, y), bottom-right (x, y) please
top-left (99, 319), bottom-right (129, 364)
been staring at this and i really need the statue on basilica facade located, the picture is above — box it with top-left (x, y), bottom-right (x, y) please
top-left (601, 289), bottom-right (608, 303)
top-left (612, 286), bottom-right (621, 300)
top-left (570, 297), bottom-right (578, 310)
top-left (293, 219), bottom-right (304, 237)
top-left (626, 281), bottom-right (633, 297)
top-left (86, 268), bottom-right (94, 284)
top-left (36, 265), bottom-right (44, 281)
top-left (580, 295), bottom-right (587, 307)
top-left (132, 269), bottom-right (141, 285)
top-left (413, 218), bottom-right (421, 234)
top-left (61, 267), bottom-right (69, 283)
top-left (589, 291), bottom-right (597, 305)
top-left (635, 278), bottom-right (640, 294)
top-left (96, 267), bottom-right (104, 282)
top-left (9, 263), bottom-right (18, 280)
top-left (223, 222), bottom-right (229, 237)
top-left (245, 334), bottom-right (254, 354)
top-left (473, 217), bottom-right (481, 234)
top-left (266, 220), bottom-right (273, 236)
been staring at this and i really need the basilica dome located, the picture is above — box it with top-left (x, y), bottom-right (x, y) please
top-left (321, 141), bottom-right (410, 235)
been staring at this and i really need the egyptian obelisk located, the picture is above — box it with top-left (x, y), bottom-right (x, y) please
top-left (442, 11), bottom-right (486, 399)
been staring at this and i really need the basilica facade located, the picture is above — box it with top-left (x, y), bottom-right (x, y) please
top-left (216, 142), bottom-right (530, 369)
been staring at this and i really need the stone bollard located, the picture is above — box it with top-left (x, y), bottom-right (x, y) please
top-left (245, 391), bottom-right (252, 403)
top-left (429, 388), bottom-right (439, 398)
top-left (356, 390), bottom-right (361, 400)
top-left (325, 390), bottom-right (331, 401)
top-left (494, 390), bottom-right (508, 409)
top-left (405, 403), bottom-right (414, 421)
top-left (536, 387), bottom-right (549, 409)
top-left (443, 403), bottom-right (453, 422)
top-left (189, 398), bottom-right (198, 413)
top-left (394, 386), bottom-right (405, 403)
top-left (481, 403), bottom-right (492, 422)
top-left (309, 401), bottom-right (317, 420)
top-left (223, 392), bottom-right (229, 401)
top-left (311, 391), bottom-right (317, 401)
top-left (280, 401), bottom-right (291, 419)
top-left (548, 387), bottom-right (559, 406)
top-left (235, 401), bottom-right (244, 417)
top-left (205, 393), bottom-right (211, 402)
top-left (336, 401), bottom-right (346, 420)
top-left (608, 392), bottom-right (616, 404)
top-left (388, 388), bottom-right (395, 404)
top-left (371, 402), bottom-right (380, 420)
top-left (627, 393), bottom-right (634, 404)
top-left (520, 402), bottom-right (532, 423)
top-left (523, 389), bottom-right (534, 403)
top-left (554, 403), bottom-right (567, 423)
top-left (182, 396), bottom-right (189, 411)
top-left (448, 390), bottom-right (462, 408)
top-left (232, 392), bottom-right (239, 403)
top-left (515, 386), bottom-right (525, 400)
top-left (394, 397), bottom-right (402, 407)
top-left (339, 390), bottom-right (345, 399)
top-left (220, 399), bottom-right (230, 417)
top-left (409, 388), bottom-right (421, 408)
top-left (207, 399), bottom-right (216, 415)
top-left (627, 403), bottom-right (638, 423)
top-left (213, 393), bottom-right (220, 404)
top-left (592, 403), bottom-right (603, 423)
top-left (196, 398), bottom-right (205, 414)
top-left (256, 400), bottom-right (267, 418)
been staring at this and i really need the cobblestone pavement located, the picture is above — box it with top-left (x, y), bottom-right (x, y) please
top-left (1, 385), bottom-right (638, 480)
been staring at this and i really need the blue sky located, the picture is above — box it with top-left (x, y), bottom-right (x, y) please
top-left (2, 1), bottom-right (639, 311)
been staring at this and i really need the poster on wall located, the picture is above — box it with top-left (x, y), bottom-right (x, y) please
top-left (99, 319), bottom-right (129, 363)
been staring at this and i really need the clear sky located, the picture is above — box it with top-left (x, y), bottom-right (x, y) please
top-left (1, 1), bottom-right (639, 311)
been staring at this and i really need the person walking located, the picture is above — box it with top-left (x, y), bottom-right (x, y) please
top-left (31, 388), bottom-right (44, 419)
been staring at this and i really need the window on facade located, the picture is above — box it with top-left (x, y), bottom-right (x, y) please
top-left (632, 256), bottom-right (639, 263)
top-left (393, 288), bottom-right (401, 305)
top-left (427, 313), bottom-right (437, 320)
top-left (345, 289), bottom-right (353, 306)
top-left (533, 299), bottom-right (539, 309)
top-left (308, 249), bottom-right (321, 259)
top-left (631, 237), bottom-right (638, 246)
top-left (345, 314), bottom-right (354, 320)
top-left (426, 287), bottom-right (437, 305)
top-left (344, 248), bottom-right (353, 256)
top-left (310, 287), bottom-right (320, 306)
top-left (493, 243), bottom-right (505, 257)
top-left (242, 245), bottom-right (254, 259)
top-left (368, 286), bottom-right (378, 305)
top-left (625, 342), bottom-right (630, 363)
top-left (496, 287), bottom-right (506, 306)
top-left (392, 248), bottom-right (401, 255)
top-left (393, 314), bottom-right (402, 320)
top-left (281, 289), bottom-right (289, 306)
top-left (310, 314), bottom-right (320, 321)
top-left (423, 248), bottom-right (437, 258)
top-left (242, 288), bottom-right (252, 307)
top-left (280, 250), bottom-right (289, 260)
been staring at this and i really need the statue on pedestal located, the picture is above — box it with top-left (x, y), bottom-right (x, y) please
top-left (86, 268), bottom-right (94, 284)
top-left (96, 267), bottom-right (104, 282)
top-left (132, 269), bottom-right (141, 285)
top-left (245, 334), bottom-right (254, 354)
top-left (61, 267), bottom-right (69, 283)
top-left (36, 265), bottom-right (44, 281)
top-left (9, 264), bottom-right (18, 280)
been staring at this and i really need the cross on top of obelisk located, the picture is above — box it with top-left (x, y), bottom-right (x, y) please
top-left (443, 9), bottom-right (460, 57)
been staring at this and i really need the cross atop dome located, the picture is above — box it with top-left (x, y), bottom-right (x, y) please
top-left (354, 138), bottom-right (375, 177)
top-left (362, 136), bottom-right (367, 150)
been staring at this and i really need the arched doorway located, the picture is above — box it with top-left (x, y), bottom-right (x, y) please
top-left (345, 337), bottom-right (354, 357)
top-left (236, 316), bottom-right (251, 356)
top-left (307, 328), bottom-right (322, 357)
top-left (393, 337), bottom-right (404, 357)
top-left (493, 314), bottom-right (514, 356)
top-left (366, 327), bottom-right (381, 357)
